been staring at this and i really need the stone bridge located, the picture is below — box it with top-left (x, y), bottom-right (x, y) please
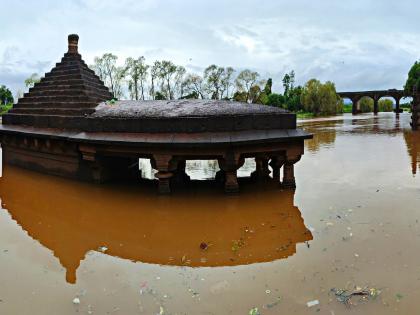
top-left (337, 89), bottom-right (407, 114)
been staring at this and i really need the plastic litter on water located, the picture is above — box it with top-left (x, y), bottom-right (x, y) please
top-left (307, 299), bottom-right (320, 307)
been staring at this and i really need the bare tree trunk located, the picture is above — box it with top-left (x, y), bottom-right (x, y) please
top-left (151, 77), bottom-right (155, 100)
top-left (134, 77), bottom-right (139, 100)
top-left (167, 78), bottom-right (172, 100)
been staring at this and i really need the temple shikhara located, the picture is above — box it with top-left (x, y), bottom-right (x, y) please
top-left (0, 34), bottom-right (312, 193)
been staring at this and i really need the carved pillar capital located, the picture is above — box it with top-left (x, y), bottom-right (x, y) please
top-left (151, 154), bottom-right (176, 194)
top-left (218, 151), bottom-right (244, 193)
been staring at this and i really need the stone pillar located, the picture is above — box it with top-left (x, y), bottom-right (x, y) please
top-left (151, 154), bottom-right (176, 194)
top-left (218, 152), bottom-right (244, 193)
top-left (172, 159), bottom-right (190, 185)
top-left (352, 98), bottom-right (359, 115)
top-left (395, 97), bottom-right (401, 113)
top-left (282, 152), bottom-right (302, 189)
top-left (78, 144), bottom-right (109, 183)
top-left (373, 97), bottom-right (379, 114)
top-left (251, 156), bottom-right (270, 181)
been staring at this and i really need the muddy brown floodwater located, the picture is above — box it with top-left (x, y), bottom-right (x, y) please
top-left (0, 112), bottom-right (420, 315)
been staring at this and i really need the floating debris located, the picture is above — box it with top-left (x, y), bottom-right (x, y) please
top-left (249, 307), bottom-right (260, 315)
top-left (307, 299), bottom-right (320, 307)
top-left (331, 287), bottom-right (381, 307)
top-left (231, 239), bottom-right (245, 252)
top-left (72, 297), bottom-right (80, 305)
top-left (98, 246), bottom-right (108, 253)
top-left (200, 242), bottom-right (209, 250)
top-left (264, 296), bottom-right (281, 309)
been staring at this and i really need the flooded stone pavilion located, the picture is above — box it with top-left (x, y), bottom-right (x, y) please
top-left (0, 34), bottom-right (312, 193)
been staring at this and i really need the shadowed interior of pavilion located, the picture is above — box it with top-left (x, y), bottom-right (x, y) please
top-left (0, 34), bottom-right (312, 193)
top-left (0, 165), bottom-right (312, 284)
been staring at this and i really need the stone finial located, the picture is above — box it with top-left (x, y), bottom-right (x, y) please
top-left (68, 34), bottom-right (79, 54)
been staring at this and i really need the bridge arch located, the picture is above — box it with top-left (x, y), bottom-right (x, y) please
top-left (338, 89), bottom-right (406, 115)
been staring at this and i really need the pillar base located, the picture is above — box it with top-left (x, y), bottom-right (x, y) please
top-left (155, 171), bottom-right (173, 194)
top-left (215, 169), bottom-right (226, 183)
top-left (281, 179), bottom-right (296, 189)
top-left (224, 171), bottom-right (239, 193)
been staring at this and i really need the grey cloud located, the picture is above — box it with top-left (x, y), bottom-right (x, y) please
top-left (0, 0), bottom-right (418, 96)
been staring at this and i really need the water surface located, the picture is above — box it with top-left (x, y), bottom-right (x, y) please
top-left (0, 113), bottom-right (419, 314)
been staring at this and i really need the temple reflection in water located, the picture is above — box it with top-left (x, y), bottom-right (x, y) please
top-left (0, 166), bottom-right (312, 284)
top-left (404, 131), bottom-right (420, 175)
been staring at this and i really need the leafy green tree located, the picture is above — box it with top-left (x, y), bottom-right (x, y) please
top-left (267, 93), bottom-right (285, 107)
top-left (204, 65), bottom-right (224, 99)
top-left (359, 97), bottom-right (373, 113)
top-left (233, 91), bottom-right (248, 102)
top-left (249, 85), bottom-right (264, 104)
top-left (183, 74), bottom-right (205, 99)
top-left (124, 56), bottom-right (149, 100)
top-left (174, 66), bottom-right (187, 99)
top-left (25, 73), bottom-right (40, 89)
top-left (285, 86), bottom-right (304, 111)
top-left (149, 61), bottom-right (160, 100)
top-left (235, 69), bottom-right (259, 103)
top-left (155, 91), bottom-right (167, 100)
top-left (180, 91), bottom-right (199, 99)
top-left (282, 70), bottom-right (295, 98)
top-left (379, 99), bottom-right (394, 112)
top-left (0, 85), bottom-right (14, 105)
top-left (220, 67), bottom-right (235, 99)
top-left (404, 60), bottom-right (420, 94)
top-left (264, 78), bottom-right (272, 95)
top-left (301, 79), bottom-right (342, 115)
top-left (157, 60), bottom-right (178, 100)
top-left (92, 53), bottom-right (125, 99)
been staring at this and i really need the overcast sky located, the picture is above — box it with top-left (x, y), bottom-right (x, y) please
top-left (1, 0), bottom-right (419, 97)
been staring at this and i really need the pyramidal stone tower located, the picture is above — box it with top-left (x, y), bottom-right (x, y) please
top-left (3, 34), bottom-right (113, 128)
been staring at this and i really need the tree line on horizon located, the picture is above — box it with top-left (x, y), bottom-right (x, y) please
top-left (1, 57), bottom-right (419, 117)
top-left (89, 53), bottom-right (345, 115)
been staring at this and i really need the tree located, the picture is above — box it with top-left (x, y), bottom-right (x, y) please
top-left (92, 53), bottom-right (125, 99)
top-left (174, 66), bottom-right (187, 99)
top-left (267, 93), bottom-right (285, 107)
top-left (235, 69), bottom-right (259, 103)
top-left (183, 74), bottom-right (205, 99)
top-left (157, 60), bottom-right (178, 100)
top-left (249, 85), bottom-right (263, 104)
top-left (264, 78), bottom-right (273, 95)
top-left (204, 65), bottom-right (224, 99)
top-left (25, 73), bottom-right (40, 89)
top-left (404, 60), bottom-right (420, 94)
top-left (301, 79), bottom-right (342, 115)
top-left (282, 71), bottom-right (295, 98)
top-left (0, 85), bottom-right (14, 105)
top-left (124, 56), bottom-right (149, 100)
top-left (149, 61), bottom-right (160, 100)
top-left (358, 97), bottom-right (373, 113)
top-left (379, 99), bottom-right (394, 112)
top-left (220, 67), bottom-right (235, 99)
